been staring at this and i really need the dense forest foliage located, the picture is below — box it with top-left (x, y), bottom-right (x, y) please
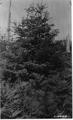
top-left (0, 3), bottom-right (72, 119)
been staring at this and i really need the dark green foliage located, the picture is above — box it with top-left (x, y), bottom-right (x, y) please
top-left (1, 3), bottom-right (72, 119)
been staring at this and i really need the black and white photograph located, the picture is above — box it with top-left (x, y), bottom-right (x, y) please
top-left (0, 0), bottom-right (72, 119)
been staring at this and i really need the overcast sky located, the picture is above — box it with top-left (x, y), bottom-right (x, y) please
top-left (0, 0), bottom-right (71, 40)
